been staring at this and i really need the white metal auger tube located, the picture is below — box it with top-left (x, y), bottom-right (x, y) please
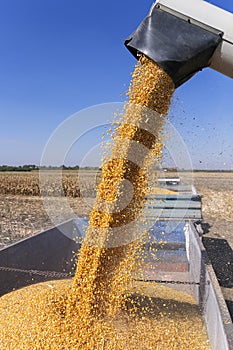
top-left (125, 0), bottom-right (233, 87)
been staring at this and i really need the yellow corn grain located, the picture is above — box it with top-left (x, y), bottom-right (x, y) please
top-left (0, 56), bottom-right (210, 349)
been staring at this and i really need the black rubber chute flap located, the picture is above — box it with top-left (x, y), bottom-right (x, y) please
top-left (125, 7), bottom-right (222, 87)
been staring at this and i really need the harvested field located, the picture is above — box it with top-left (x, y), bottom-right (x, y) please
top-left (0, 170), bottom-right (99, 197)
top-left (0, 170), bottom-right (96, 247)
top-left (0, 170), bottom-right (232, 320)
top-left (194, 172), bottom-right (233, 224)
top-left (0, 195), bottom-right (91, 248)
top-left (0, 171), bottom-right (232, 246)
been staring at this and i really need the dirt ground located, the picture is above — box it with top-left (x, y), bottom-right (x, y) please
top-left (0, 171), bottom-right (232, 319)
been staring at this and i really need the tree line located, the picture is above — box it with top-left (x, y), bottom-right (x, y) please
top-left (0, 165), bottom-right (231, 172)
top-left (0, 164), bottom-right (79, 172)
top-left (0, 165), bottom-right (104, 172)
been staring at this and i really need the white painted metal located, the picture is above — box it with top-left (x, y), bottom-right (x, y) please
top-left (152, 0), bottom-right (233, 79)
top-left (158, 178), bottom-right (181, 183)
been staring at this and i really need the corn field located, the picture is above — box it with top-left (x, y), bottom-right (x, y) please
top-left (0, 171), bottom-right (100, 197)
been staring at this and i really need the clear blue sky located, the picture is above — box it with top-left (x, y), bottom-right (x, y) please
top-left (0, 0), bottom-right (232, 169)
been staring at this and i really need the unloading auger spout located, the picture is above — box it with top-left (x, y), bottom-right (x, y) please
top-left (125, 0), bottom-right (233, 87)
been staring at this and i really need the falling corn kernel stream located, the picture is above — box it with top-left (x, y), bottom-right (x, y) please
top-left (0, 56), bottom-right (210, 349)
